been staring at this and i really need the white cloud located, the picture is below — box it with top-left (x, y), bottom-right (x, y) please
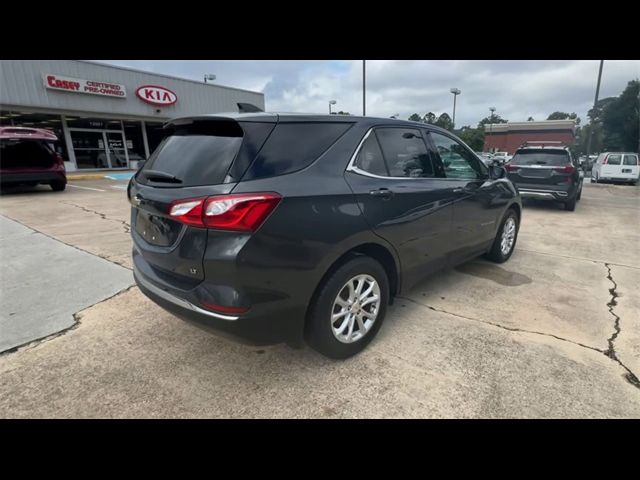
top-left (97, 59), bottom-right (640, 126)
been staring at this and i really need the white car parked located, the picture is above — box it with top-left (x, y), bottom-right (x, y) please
top-left (591, 152), bottom-right (639, 185)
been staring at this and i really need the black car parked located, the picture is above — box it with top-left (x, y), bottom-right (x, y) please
top-left (129, 113), bottom-right (522, 359)
top-left (505, 142), bottom-right (583, 211)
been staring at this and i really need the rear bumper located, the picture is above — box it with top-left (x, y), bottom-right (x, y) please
top-left (133, 256), bottom-right (305, 347)
top-left (516, 183), bottom-right (578, 201)
top-left (0, 171), bottom-right (66, 184)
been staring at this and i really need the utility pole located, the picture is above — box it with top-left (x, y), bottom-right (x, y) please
top-left (362, 60), bottom-right (366, 116)
top-left (586, 60), bottom-right (604, 159)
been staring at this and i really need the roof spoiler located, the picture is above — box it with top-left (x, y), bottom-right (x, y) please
top-left (237, 103), bottom-right (263, 113)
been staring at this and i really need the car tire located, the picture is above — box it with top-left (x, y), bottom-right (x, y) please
top-left (50, 181), bottom-right (66, 192)
top-left (564, 195), bottom-right (577, 211)
top-left (485, 209), bottom-right (519, 263)
top-left (305, 255), bottom-right (389, 359)
top-left (576, 183), bottom-right (582, 201)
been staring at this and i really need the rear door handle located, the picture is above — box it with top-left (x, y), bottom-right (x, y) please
top-left (369, 188), bottom-right (394, 199)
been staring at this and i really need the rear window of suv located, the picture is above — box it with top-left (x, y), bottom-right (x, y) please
top-left (242, 122), bottom-right (352, 180)
top-left (138, 121), bottom-right (243, 187)
top-left (510, 149), bottom-right (570, 166)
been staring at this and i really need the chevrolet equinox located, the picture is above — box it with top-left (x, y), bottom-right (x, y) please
top-left (129, 113), bottom-right (522, 359)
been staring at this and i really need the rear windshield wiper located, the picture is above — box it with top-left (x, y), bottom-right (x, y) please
top-left (143, 170), bottom-right (182, 183)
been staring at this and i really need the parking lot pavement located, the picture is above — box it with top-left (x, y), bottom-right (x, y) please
top-left (0, 216), bottom-right (133, 352)
top-left (0, 179), bottom-right (639, 418)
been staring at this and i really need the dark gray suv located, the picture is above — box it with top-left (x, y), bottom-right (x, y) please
top-left (129, 113), bottom-right (522, 358)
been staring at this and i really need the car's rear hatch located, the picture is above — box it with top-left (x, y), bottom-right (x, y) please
top-left (129, 115), bottom-right (276, 288)
top-left (0, 138), bottom-right (58, 171)
top-left (506, 149), bottom-right (574, 186)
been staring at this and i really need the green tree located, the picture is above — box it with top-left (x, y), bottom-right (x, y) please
top-left (458, 126), bottom-right (485, 151)
top-left (478, 114), bottom-right (508, 127)
top-left (435, 113), bottom-right (453, 130)
top-left (547, 111), bottom-right (580, 125)
top-left (600, 79), bottom-right (639, 152)
top-left (408, 113), bottom-right (422, 122)
top-left (527, 116), bottom-right (534, 121)
top-left (423, 112), bottom-right (437, 124)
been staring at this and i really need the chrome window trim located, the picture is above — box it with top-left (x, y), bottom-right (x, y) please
top-left (345, 127), bottom-right (484, 181)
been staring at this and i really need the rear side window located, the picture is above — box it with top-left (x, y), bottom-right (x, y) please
top-left (353, 132), bottom-right (388, 176)
top-left (139, 121), bottom-right (243, 187)
top-left (375, 128), bottom-right (436, 178)
top-left (607, 154), bottom-right (622, 165)
top-left (243, 122), bottom-right (352, 180)
top-left (623, 155), bottom-right (638, 166)
top-left (510, 150), bottom-right (570, 166)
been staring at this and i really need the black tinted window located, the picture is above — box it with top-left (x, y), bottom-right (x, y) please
top-left (139, 122), bottom-right (242, 187)
top-left (430, 132), bottom-right (484, 179)
top-left (511, 150), bottom-right (570, 166)
top-left (244, 122), bottom-right (351, 180)
top-left (375, 128), bottom-right (435, 178)
top-left (623, 155), bottom-right (638, 166)
top-left (353, 132), bottom-right (388, 176)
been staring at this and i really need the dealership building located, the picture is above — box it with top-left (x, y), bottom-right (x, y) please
top-left (0, 60), bottom-right (265, 171)
top-left (483, 120), bottom-right (577, 154)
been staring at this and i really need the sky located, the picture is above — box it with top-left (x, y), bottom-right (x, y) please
top-left (97, 60), bottom-right (639, 127)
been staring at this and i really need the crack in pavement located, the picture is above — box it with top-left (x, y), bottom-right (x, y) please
top-left (0, 213), bottom-right (132, 271)
top-left (0, 285), bottom-right (136, 357)
top-left (517, 248), bottom-right (640, 270)
top-left (62, 201), bottom-right (130, 234)
top-left (602, 263), bottom-right (640, 389)
top-left (397, 291), bottom-right (640, 391)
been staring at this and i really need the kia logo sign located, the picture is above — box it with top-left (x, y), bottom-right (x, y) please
top-left (136, 85), bottom-right (177, 106)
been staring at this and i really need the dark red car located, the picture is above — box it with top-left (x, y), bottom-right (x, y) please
top-left (0, 127), bottom-right (67, 191)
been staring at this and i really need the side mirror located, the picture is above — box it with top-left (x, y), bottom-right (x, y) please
top-left (489, 164), bottom-right (506, 179)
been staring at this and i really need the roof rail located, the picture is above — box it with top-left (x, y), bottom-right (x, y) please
top-left (520, 140), bottom-right (567, 148)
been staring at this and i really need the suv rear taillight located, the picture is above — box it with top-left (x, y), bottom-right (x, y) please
top-left (602, 155), bottom-right (608, 165)
top-left (554, 165), bottom-right (575, 174)
top-left (55, 153), bottom-right (65, 167)
top-left (169, 193), bottom-right (282, 232)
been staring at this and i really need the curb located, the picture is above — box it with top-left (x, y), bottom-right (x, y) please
top-left (66, 173), bottom-right (107, 181)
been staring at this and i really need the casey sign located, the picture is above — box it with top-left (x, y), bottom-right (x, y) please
top-left (44, 74), bottom-right (126, 98)
top-left (136, 85), bottom-right (178, 106)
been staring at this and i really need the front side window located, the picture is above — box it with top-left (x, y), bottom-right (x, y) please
top-left (623, 154), bottom-right (638, 166)
top-left (429, 132), bottom-right (484, 179)
top-left (375, 128), bottom-right (435, 178)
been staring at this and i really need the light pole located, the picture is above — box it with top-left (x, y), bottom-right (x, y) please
top-left (362, 60), bottom-right (366, 116)
top-left (204, 74), bottom-right (216, 84)
top-left (450, 88), bottom-right (461, 130)
top-left (489, 107), bottom-right (496, 153)
top-left (329, 100), bottom-right (337, 115)
top-left (586, 60), bottom-right (604, 160)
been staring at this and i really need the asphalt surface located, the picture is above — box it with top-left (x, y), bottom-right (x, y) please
top-left (0, 177), bottom-right (638, 418)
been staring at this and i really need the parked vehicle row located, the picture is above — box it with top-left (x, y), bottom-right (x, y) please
top-left (128, 113), bottom-right (522, 359)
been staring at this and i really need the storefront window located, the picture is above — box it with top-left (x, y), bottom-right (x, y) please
top-left (0, 111), bottom-right (68, 160)
top-left (123, 121), bottom-right (146, 162)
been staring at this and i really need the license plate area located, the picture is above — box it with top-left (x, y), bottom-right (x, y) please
top-left (134, 208), bottom-right (183, 247)
top-left (622, 168), bottom-right (632, 173)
